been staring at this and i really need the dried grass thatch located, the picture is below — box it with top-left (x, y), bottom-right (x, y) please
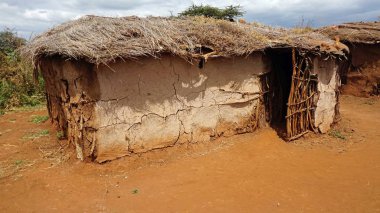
top-left (319, 21), bottom-right (380, 44)
top-left (22, 15), bottom-right (347, 66)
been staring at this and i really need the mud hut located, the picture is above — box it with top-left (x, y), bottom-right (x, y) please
top-left (23, 16), bottom-right (348, 162)
top-left (320, 22), bottom-right (380, 96)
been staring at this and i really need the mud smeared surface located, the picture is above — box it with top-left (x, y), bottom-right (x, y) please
top-left (342, 60), bottom-right (380, 97)
top-left (40, 55), bottom-right (270, 162)
top-left (93, 55), bottom-right (269, 162)
top-left (312, 57), bottom-right (340, 133)
top-left (0, 95), bottom-right (379, 212)
top-left (341, 44), bottom-right (380, 97)
top-left (39, 54), bottom-right (342, 162)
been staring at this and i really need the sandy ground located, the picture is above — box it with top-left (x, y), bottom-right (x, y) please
top-left (0, 95), bottom-right (379, 213)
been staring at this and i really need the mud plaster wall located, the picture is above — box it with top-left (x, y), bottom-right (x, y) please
top-left (348, 44), bottom-right (380, 68)
top-left (93, 54), bottom-right (269, 162)
top-left (312, 57), bottom-right (340, 133)
top-left (40, 58), bottom-right (100, 160)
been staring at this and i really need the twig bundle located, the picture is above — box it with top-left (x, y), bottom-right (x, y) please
top-left (286, 49), bottom-right (318, 140)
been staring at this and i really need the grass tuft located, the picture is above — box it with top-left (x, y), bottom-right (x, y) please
top-left (328, 130), bottom-right (346, 140)
top-left (56, 131), bottom-right (65, 140)
top-left (30, 115), bottom-right (49, 124)
top-left (23, 129), bottom-right (50, 140)
top-left (14, 160), bottom-right (23, 166)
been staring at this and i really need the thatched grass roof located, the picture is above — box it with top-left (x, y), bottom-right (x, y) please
top-left (319, 21), bottom-right (380, 44)
top-left (22, 16), bottom-right (347, 66)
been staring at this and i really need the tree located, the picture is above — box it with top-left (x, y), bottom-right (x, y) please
top-left (0, 28), bottom-right (25, 54)
top-left (179, 4), bottom-right (244, 21)
top-left (222, 5), bottom-right (244, 21)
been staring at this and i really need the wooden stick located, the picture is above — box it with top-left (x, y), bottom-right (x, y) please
top-left (288, 130), bottom-right (310, 141)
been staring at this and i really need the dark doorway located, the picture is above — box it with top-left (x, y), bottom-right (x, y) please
top-left (265, 48), bottom-right (293, 137)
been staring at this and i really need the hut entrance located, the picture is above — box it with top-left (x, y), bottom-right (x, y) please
top-left (267, 48), bottom-right (317, 140)
top-left (266, 48), bottom-right (293, 138)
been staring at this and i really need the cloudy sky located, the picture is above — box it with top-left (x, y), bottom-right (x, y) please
top-left (1, 0), bottom-right (380, 39)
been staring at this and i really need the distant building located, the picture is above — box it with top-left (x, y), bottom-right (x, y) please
top-left (320, 21), bottom-right (380, 96)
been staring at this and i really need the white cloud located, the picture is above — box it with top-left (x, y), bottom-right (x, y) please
top-left (23, 10), bottom-right (51, 21)
top-left (0, 0), bottom-right (379, 39)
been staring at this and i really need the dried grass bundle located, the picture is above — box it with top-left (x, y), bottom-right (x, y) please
top-left (319, 21), bottom-right (380, 44)
top-left (22, 15), bottom-right (345, 67)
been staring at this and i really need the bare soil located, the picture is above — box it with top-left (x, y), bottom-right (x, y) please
top-left (0, 95), bottom-right (379, 212)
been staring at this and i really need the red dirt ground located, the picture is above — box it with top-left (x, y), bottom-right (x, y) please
top-left (0, 95), bottom-right (379, 212)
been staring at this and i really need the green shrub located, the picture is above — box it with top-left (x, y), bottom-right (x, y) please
top-left (0, 29), bottom-right (45, 113)
top-left (179, 4), bottom-right (244, 21)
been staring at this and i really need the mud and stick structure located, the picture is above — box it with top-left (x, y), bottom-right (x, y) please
top-left (320, 21), bottom-right (380, 96)
top-left (23, 16), bottom-right (348, 162)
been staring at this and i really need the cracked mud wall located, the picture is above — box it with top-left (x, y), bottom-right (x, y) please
top-left (40, 54), bottom-right (341, 162)
top-left (40, 57), bottom-right (100, 160)
top-left (312, 57), bottom-right (340, 133)
top-left (94, 54), bottom-right (270, 162)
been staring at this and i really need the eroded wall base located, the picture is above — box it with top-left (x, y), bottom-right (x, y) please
top-left (41, 58), bottom-right (99, 160)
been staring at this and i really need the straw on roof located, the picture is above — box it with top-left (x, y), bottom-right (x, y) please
top-left (22, 15), bottom-right (347, 66)
top-left (319, 21), bottom-right (380, 44)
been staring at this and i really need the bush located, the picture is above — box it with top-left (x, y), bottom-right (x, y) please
top-left (179, 4), bottom-right (244, 21)
top-left (0, 29), bottom-right (44, 112)
top-left (0, 28), bottom-right (26, 53)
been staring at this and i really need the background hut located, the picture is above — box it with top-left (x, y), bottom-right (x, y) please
top-left (320, 22), bottom-right (380, 96)
top-left (23, 16), bottom-right (347, 162)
